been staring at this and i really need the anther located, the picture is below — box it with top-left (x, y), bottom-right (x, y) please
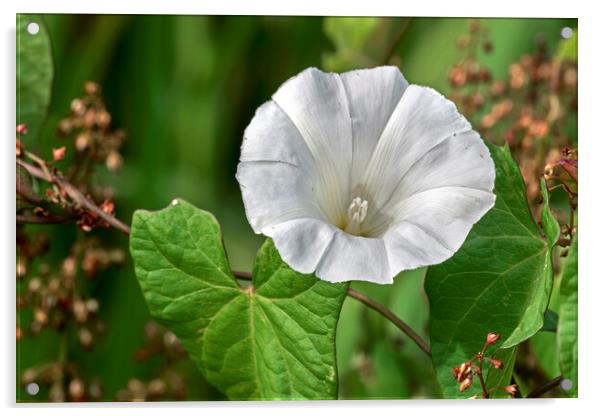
top-left (347, 197), bottom-right (369, 230)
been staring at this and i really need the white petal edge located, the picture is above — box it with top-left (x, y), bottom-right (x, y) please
top-left (268, 218), bottom-right (337, 275)
top-left (382, 187), bottom-right (496, 273)
top-left (240, 100), bottom-right (316, 176)
top-left (340, 66), bottom-right (409, 188)
top-left (269, 217), bottom-right (393, 284)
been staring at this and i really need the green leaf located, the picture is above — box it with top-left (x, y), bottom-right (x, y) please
top-left (425, 144), bottom-right (558, 398)
top-left (557, 234), bottom-right (577, 397)
top-left (486, 347), bottom-right (517, 398)
top-left (530, 331), bottom-right (561, 379)
top-left (556, 29), bottom-right (577, 62)
top-left (130, 199), bottom-right (347, 400)
top-left (322, 17), bottom-right (379, 72)
top-left (17, 15), bottom-right (54, 141)
top-left (324, 17), bottom-right (379, 52)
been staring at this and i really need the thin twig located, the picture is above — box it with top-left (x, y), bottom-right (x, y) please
top-left (379, 18), bottom-right (411, 66)
top-left (17, 156), bottom-right (431, 358)
top-left (526, 375), bottom-right (564, 398)
top-left (347, 287), bottom-right (432, 357)
top-left (17, 158), bottom-right (131, 235)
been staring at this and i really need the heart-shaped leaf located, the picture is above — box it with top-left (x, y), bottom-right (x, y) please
top-left (130, 199), bottom-right (348, 400)
top-left (425, 144), bottom-right (559, 398)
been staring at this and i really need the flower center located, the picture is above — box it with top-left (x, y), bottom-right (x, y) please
top-left (345, 197), bottom-right (368, 235)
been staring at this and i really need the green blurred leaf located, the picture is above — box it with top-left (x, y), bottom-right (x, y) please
top-left (17, 15), bottom-right (53, 141)
top-left (322, 17), bottom-right (379, 72)
top-left (370, 341), bottom-right (410, 399)
top-left (530, 331), bottom-right (561, 379)
top-left (324, 17), bottom-right (379, 52)
top-left (425, 144), bottom-right (558, 398)
top-left (130, 200), bottom-right (347, 400)
top-left (556, 29), bottom-right (577, 62)
top-left (557, 234), bottom-right (577, 397)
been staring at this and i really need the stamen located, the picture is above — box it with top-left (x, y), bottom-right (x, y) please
top-left (345, 197), bottom-right (369, 235)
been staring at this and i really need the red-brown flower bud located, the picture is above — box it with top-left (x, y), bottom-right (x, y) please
top-left (504, 384), bottom-right (518, 398)
top-left (452, 362), bottom-right (473, 383)
top-left (459, 377), bottom-right (473, 392)
top-left (485, 332), bottom-right (500, 347)
top-left (52, 146), bottom-right (66, 161)
top-left (17, 124), bottom-right (28, 135)
top-left (490, 359), bottom-right (504, 369)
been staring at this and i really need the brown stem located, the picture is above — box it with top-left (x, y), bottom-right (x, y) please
top-left (379, 18), bottom-right (411, 66)
top-left (347, 288), bottom-right (431, 357)
top-left (526, 375), bottom-right (563, 398)
top-left (17, 156), bottom-right (431, 358)
top-left (17, 158), bottom-right (131, 235)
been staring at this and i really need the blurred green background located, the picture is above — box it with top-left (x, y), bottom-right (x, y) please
top-left (17, 15), bottom-right (576, 401)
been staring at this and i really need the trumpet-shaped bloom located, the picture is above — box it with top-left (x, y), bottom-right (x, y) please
top-left (236, 66), bottom-right (495, 284)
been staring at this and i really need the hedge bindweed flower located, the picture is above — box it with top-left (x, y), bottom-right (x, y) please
top-left (236, 66), bottom-right (495, 284)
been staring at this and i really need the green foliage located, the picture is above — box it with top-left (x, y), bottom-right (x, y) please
top-left (556, 29), bottom-right (578, 62)
top-left (557, 235), bottom-right (578, 397)
top-left (425, 144), bottom-right (559, 398)
top-left (323, 17), bottom-right (379, 71)
top-left (130, 199), bottom-right (347, 400)
top-left (486, 347), bottom-right (517, 398)
top-left (17, 15), bottom-right (53, 141)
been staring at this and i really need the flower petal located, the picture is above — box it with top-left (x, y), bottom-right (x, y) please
top-left (360, 85), bottom-right (472, 218)
top-left (315, 231), bottom-right (391, 284)
top-left (272, 67), bottom-right (353, 225)
top-left (240, 100), bottom-right (316, 175)
top-left (269, 218), bottom-right (337, 274)
top-left (366, 129), bottom-right (495, 233)
top-left (236, 161), bottom-right (323, 234)
top-left (340, 66), bottom-right (408, 187)
top-left (382, 187), bottom-right (495, 272)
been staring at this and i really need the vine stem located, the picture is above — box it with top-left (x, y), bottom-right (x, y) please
top-left (526, 375), bottom-right (564, 398)
top-left (16, 155), bottom-right (432, 358)
top-left (346, 288), bottom-right (432, 357)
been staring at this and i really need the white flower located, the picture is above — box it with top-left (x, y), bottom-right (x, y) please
top-left (236, 66), bottom-right (495, 284)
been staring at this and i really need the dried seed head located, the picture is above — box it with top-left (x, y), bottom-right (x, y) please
top-left (52, 146), bottom-right (66, 161)
top-left (459, 377), bottom-right (473, 392)
top-left (68, 378), bottom-right (85, 401)
top-left (84, 81), bottom-right (100, 95)
top-left (504, 384), bottom-right (518, 397)
top-left (17, 124), bottom-right (28, 135)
